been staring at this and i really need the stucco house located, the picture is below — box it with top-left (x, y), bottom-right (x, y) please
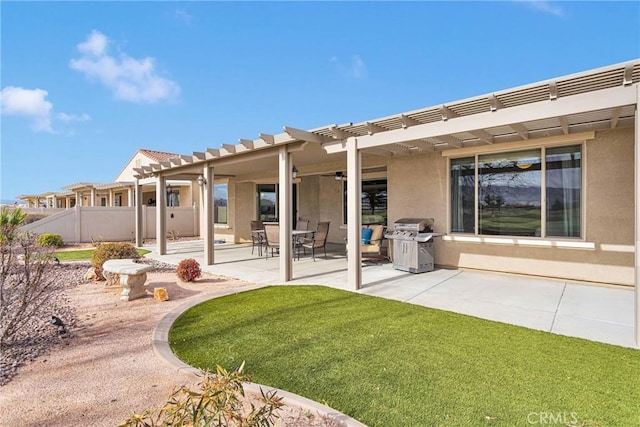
top-left (15, 59), bottom-right (640, 344)
top-left (133, 59), bottom-right (639, 294)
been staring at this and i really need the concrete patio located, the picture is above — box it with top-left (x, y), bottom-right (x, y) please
top-left (143, 240), bottom-right (637, 349)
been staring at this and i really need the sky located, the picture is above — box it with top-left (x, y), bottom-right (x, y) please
top-left (1, 1), bottom-right (639, 202)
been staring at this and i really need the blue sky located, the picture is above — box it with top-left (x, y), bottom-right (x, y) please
top-left (1, 1), bottom-right (638, 202)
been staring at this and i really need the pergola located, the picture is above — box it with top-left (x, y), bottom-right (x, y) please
top-left (134, 59), bottom-right (639, 347)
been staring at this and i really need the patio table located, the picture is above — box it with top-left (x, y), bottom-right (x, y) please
top-left (251, 229), bottom-right (315, 260)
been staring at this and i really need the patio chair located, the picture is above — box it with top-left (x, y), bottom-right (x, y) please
top-left (300, 221), bottom-right (330, 261)
top-left (250, 220), bottom-right (264, 256)
top-left (263, 223), bottom-right (280, 259)
top-left (361, 224), bottom-right (387, 260)
top-left (296, 218), bottom-right (309, 231)
top-left (293, 218), bottom-right (310, 255)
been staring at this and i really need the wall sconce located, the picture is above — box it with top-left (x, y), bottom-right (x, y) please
top-left (197, 175), bottom-right (207, 186)
top-left (292, 165), bottom-right (298, 179)
top-left (334, 171), bottom-right (344, 181)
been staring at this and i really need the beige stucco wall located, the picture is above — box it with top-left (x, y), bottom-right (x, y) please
top-left (299, 175), bottom-right (347, 241)
top-left (297, 175), bottom-right (320, 230)
top-left (387, 127), bottom-right (635, 286)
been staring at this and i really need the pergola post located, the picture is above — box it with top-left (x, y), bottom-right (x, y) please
top-left (346, 137), bottom-right (362, 290)
top-left (635, 83), bottom-right (640, 348)
top-left (203, 165), bottom-right (215, 266)
top-left (135, 180), bottom-right (143, 247)
top-left (156, 176), bottom-right (167, 255)
top-left (278, 146), bottom-right (292, 282)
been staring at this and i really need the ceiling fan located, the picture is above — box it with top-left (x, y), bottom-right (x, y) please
top-left (320, 171), bottom-right (347, 181)
top-left (321, 166), bottom-right (386, 181)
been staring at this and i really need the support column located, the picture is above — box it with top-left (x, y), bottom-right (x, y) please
top-left (156, 176), bottom-right (167, 255)
top-left (90, 188), bottom-right (96, 207)
top-left (127, 187), bottom-right (133, 207)
top-left (346, 137), bottom-right (362, 290)
top-left (203, 165), bottom-right (215, 266)
top-left (635, 83), bottom-right (640, 348)
top-left (135, 180), bottom-right (143, 247)
top-left (66, 196), bottom-right (71, 209)
top-left (75, 204), bottom-right (81, 243)
top-left (279, 146), bottom-right (292, 282)
top-left (109, 189), bottom-right (114, 207)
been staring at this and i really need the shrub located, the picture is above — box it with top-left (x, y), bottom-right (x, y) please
top-left (0, 207), bottom-right (27, 244)
top-left (1, 209), bottom-right (63, 358)
top-left (176, 258), bottom-right (201, 282)
top-left (91, 242), bottom-right (140, 269)
top-left (36, 233), bottom-right (64, 248)
top-left (120, 363), bottom-right (283, 427)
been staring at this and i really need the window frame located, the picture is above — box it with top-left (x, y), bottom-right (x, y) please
top-left (255, 182), bottom-right (299, 223)
top-left (448, 142), bottom-right (585, 240)
top-left (342, 178), bottom-right (388, 226)
top-left (213, 182), bottom-right (228, 225)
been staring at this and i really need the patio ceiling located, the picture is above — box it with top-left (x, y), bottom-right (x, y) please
top-left (135, 59), bottom-right (639, 180)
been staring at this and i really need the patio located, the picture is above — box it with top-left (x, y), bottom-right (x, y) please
top-left (143, 240), bottom-right (637, 349)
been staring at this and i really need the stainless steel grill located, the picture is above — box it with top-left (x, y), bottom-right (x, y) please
top-left (385, 218), bottom-right (443, 273)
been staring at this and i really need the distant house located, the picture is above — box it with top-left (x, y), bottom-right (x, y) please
top-left (16, 149), bottom-right (194, 209)
top-left (16, 148), bottom-right (200, 243)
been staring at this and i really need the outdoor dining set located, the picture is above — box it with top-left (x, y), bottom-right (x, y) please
top-left (250, 219), bottom-right (330, 261)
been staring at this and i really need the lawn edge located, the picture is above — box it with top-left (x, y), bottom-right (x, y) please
top-left (151, 284), bottom-right (367, 427)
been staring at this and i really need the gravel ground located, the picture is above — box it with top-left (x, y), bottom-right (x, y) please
top-left (0, 262), bottom-right (85, 386)
top-left (0, 261), bottom-right (345, 427)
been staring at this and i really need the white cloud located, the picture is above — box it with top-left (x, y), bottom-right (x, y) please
top-left (331, 55), bottom-right (367, 79)
top-left (517, 1), bottom-right (564, 17)
top-left (1, 86), bottom-right (92, 133)
top-left (77, 29), bottom-right (108, 57)
top-left (0, 86), bottom-right (53, 132)
top-left (69, 30), bottom-right (181, 104)
top-left (58, 112), bottom-right (91, 123)
top-left (174, 9), bottom-right (194, 27)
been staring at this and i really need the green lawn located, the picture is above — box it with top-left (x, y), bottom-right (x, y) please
top-left (54, 248), bottom-right (151, 261)
top-left (169, 286), bottom-right (639, 427)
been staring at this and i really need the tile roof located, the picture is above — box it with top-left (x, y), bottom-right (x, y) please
top-left (139, 148), bottom-right (180, 163)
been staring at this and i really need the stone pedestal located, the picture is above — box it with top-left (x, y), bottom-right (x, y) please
top-left (119, 272), bottom-right (149, 301)
top-left (102, 259), bottom-right (154, 302)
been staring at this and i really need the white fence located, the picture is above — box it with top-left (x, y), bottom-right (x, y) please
top-left (19, 205), bottom-right (199, 244)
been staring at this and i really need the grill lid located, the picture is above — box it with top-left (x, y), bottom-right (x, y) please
top-left (393, 218), bottom-right (434, 232)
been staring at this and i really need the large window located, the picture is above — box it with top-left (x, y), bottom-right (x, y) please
top-left (450, 158), bottom-right (475, 233)
top-left (450, 144), bottom-right (582, 238)
top-left (343, 179), bottom-right (388, 225)
top-left (546, 146), bottom-right (581, 237)
top-left (214, 183), bottom-right (228, 224)
top-left (256, 184), bottom-right (298, 222)
top-left (257, 184), bottom-right (277, 222)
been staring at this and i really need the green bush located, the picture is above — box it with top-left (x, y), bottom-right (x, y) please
top-left (120, 363), bottom-right (283, 427)
top-left (176, 258), bottom-right (201, 282)
top-left (91, 242), bottom-right (140, 269)
top-left (36, 233), bottom-right (64, 248)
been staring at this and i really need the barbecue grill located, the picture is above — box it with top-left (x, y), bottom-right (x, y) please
top-left (384, 218), bottom-right (444, 273)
